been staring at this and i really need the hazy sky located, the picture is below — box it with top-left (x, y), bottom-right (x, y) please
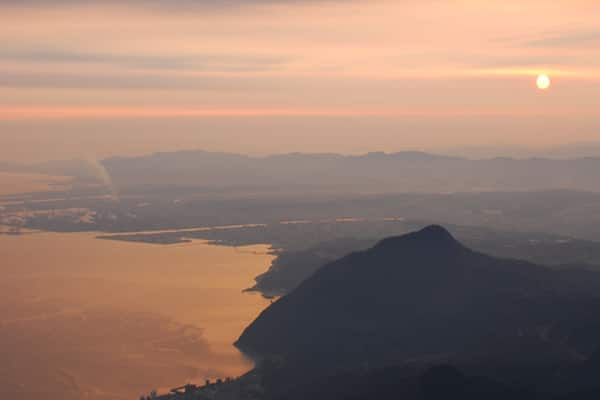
top-left (1, 0), bottom-right (599, 161)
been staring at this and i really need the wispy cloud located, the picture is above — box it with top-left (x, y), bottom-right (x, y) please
top-left (0, 71), bottom-right (277, 90)
top-left (0, 48), bottom-right (288, 72)
top-left (1, 0), bottom-right (347, 11)
top-left (525, 30), bottom-right (600, 48)
top-left (0, 105), bottom-right (595, 120)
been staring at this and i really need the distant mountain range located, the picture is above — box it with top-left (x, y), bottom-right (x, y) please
top-left (5, 150), bottom-right (600, 193)
top-left (236, 226), bottom-right (600, 385)
top-left (100, 150), bottom-right (600, 193)
top-left (446, 142), bottom-right (600, 159)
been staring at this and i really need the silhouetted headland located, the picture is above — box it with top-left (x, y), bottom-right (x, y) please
top-left (235, 225), bottom-right (600, 397)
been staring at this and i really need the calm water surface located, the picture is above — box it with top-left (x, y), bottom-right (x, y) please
top-left (0, 231), bottom-right (273, 400)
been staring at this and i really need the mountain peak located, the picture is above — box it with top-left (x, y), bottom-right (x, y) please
top-left (415, 224), bottom-right (455, 240)
top-left (374, 225), bottom-right (460, 253)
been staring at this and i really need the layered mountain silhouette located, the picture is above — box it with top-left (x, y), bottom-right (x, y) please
top-left (98, 150), bottom-right (600, 192)
top-left (236, 225), bottom-right (600, 378)
top-left (7, 150), bottom-right (600, 195)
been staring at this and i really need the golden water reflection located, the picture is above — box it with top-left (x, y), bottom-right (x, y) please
top-left (0, 232), bottom-right (273, 400)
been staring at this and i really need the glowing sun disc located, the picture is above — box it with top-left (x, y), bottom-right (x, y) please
top-left (536, 74), bottom-right (551, 90)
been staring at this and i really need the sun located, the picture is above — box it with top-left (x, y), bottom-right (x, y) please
top-left (536, 74), bottom-right (551, 90)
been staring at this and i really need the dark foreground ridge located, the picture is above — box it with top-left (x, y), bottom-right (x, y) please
top-left (235, 225), bottom-right (600, 397)
top-left (373, 224), bottom-right (463, 253)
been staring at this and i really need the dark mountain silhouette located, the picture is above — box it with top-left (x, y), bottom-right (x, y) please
top-left (245, 224), bottom-right (600, 298)
top-left (236, 226), bottom-right (600, 381)
top-left (268, 364), bottom-right (535, 400)
top-left (263, 359), bottom-right (600, 400)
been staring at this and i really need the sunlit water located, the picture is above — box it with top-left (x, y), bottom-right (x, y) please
top-left (0, 232), bottom-right (273, 400)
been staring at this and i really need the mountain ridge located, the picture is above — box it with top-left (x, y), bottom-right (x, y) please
top-left (236, 225), bottom-right (600, 378)
top-left (6, 150), bottom-right (600, 193)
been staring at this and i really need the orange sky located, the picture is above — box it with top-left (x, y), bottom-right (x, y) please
top-left (1, 0), bottom-right (600, 161)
